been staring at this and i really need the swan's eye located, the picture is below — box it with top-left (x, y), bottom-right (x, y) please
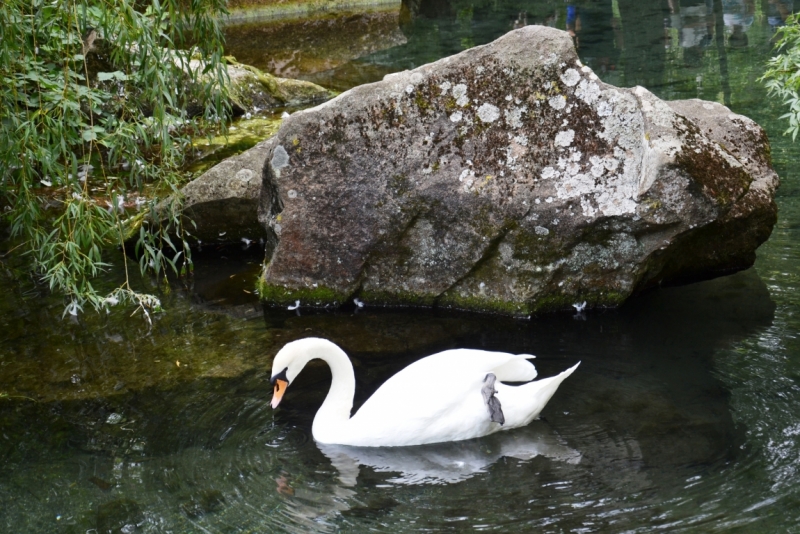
top-left (270, 367), bottom-right (289, 385)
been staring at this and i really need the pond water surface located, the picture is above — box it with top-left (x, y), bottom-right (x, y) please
top-left (3, 0), bottom-right (800, 532)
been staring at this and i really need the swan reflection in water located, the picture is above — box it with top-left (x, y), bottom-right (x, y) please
top-left (318, 422), bottom-right (581, 486)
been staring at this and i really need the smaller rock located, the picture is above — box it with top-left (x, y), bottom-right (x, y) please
top-left (225, 60), bottom-right (334, 114)
top-left (180, 138), bottom-right (278, 243)
top-left (105, 413), bottom-right (123, 425)
top-left (180, 489), bottom-right (225, 518)
top-left (96, 499), bottom-right (144, 534)
top-left (89, 476), bottom-right (114, 491)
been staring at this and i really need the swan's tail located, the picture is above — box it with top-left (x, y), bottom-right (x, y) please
top-left (500, 362), bottom-right (580, 428)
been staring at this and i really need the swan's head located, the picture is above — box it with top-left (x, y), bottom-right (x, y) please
top-left (269, 337), bottom-right (339, 409)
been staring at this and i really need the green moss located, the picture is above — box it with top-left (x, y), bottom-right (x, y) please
top-left (414, 92), bottom-right (431, 111)
top-left (510, 228), bottom-right (563, 265)
top-left (189, 115), bottom-right (282, 172)
top-left (675, 117), bottom-right (752, 208)
top-left (225, 58), bottom-right (333, 108)
top-left (256, 277), bottom-right (631, 317)
top-left (529, 289), bottom-right (628, 314)
top-left (601, 290), bottom-right (628, 305)
top-left (256, 279), bottom-right (347, 306)
top-left (226, 0), bottom-right (399, 24)
top-left (389, 174), bottom-right (411, 196)
top-left (437, 292), bottom-right (528, 316)
top-left (359, 288), bottom-right (438, 308)
top-left (760, 137), bottom-right (772, 164)
top-left (642, 198), bottom-right (662, 211)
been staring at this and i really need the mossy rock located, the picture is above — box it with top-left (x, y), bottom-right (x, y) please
top-left (253, 26), bottom-right (778, 317)
top-left (226, 58), bottom-right (335, 113)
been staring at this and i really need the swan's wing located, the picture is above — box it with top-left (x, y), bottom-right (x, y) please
top-left (359, 349), bottom-right (532, 413)
top-left (493, 356), bottom-right (537, 382)
top-left (349, 366), bottom-right (485, 445)
top-left (390, 349), bottom-right (536, 383)
top-left (346, 350), bottom-right (535, 446)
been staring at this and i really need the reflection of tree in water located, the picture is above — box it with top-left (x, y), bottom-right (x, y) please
top-left (288, 0), bottom-right (796, 101)
top-left (723, 0), bottom-right (755, 47)
top-left (612, 0), bottom-right (759, 103)
top-left (766, 0), bottom-right (794, 31)
top-left (564, 0), bottom-right (621, 76)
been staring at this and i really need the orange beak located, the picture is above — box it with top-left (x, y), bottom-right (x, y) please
top-left (271, 378), bottom-right (288, 409)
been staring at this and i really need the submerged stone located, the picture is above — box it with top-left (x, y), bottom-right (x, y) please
top-left (180, 489), bottom-right (226, 518)
top-left (224, 6), bottom-right (407, 85)
top-left (96, 499), bottom-right (144, 533)
top-left (254, 26), bottom-right (778, 315)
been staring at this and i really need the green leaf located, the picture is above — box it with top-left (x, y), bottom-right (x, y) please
top-left (0, 0), bottom-right (229, 317)
top-left (97, 71), bottom-right (128, 82)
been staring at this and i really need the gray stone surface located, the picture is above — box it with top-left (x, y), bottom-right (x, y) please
top-left (182, 138), bottom-right (276, 243)
top-left (255, 26), bottom-right (778, 315)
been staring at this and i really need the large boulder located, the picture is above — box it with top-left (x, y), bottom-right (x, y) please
top-left (256, 26), bottom-right (778, 315)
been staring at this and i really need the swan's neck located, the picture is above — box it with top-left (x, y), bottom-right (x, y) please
top-left (308, 344), bottom-right (356, 442)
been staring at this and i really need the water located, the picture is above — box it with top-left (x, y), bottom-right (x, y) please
top-left (3, 0), bottom-right (800, 531)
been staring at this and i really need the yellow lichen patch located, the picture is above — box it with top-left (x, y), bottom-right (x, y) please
top-left (474, 175), bottom-right (494, 193)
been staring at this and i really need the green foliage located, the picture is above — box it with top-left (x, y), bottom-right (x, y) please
top-left (0, 0), bottom-right (230, 319)
top-left (763, 14), bottom-right (800, 141)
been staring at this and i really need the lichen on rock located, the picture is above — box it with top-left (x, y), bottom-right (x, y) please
top-left (254, 26), bottom-right (778, 315)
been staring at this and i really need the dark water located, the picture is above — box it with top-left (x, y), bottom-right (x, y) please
top-left (3, 0), bottom-right (800, 532)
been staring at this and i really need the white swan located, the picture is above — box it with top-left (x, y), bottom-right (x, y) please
top-left (269, 337), bottom-right (579, 447)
